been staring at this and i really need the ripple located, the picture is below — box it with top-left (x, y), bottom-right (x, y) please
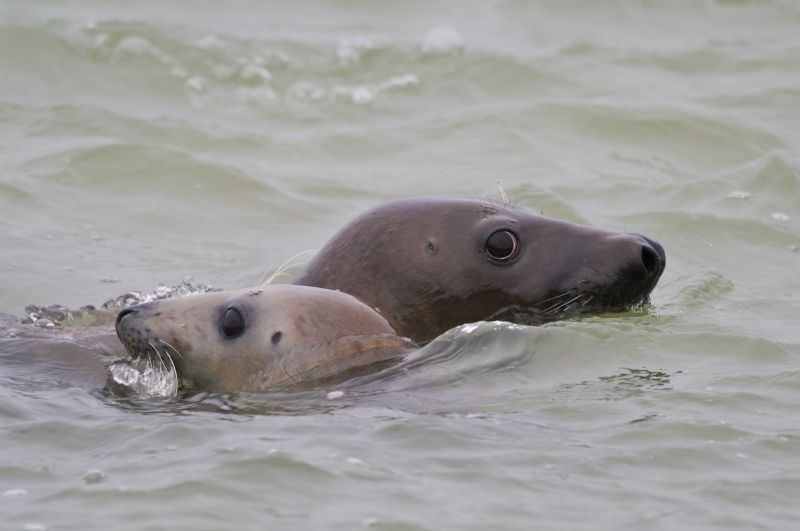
top-left (3, 3), bottom-right (800, 530)
top-left (660, 269), bottom-right (734, 308)
top-left (22, 142), bottom-right (281, 207)
top-left (360, 321), bottom-right (538, 390)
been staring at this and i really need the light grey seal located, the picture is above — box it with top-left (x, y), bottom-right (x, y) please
top-left (115, 284), bottom-right (414, 393)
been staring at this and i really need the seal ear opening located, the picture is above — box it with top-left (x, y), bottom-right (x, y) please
top-left (221, 307), bottom-right (246, 338)
top-left (484, 229), bottom-right (520, 264)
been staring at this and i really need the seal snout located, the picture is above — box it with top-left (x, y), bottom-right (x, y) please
top-left (115, 307), bottom-right (143, 341)
top-left (115, 307), bottom-right (137, 330)
top-left (578, 232), bottom-right (666, 311)
top-left (115, 305), bottom-right (150, 352)
top-left (115, 303), bottom-right (164, 355)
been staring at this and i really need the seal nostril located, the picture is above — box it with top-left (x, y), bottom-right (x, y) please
top-left (640, 245), bottom-right (659, 274)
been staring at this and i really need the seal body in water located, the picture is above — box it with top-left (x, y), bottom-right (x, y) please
top-left (295, 197), bottom-right (666, 343)
top-left (115, 285), bottom-right (414, 394)
top-left (0, 312), bottom-right (120, 391)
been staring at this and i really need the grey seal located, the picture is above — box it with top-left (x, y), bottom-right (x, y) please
top-left (295, 197), bottom-right (666, 343)
top-left (115, 284), bottom-right (414, 393)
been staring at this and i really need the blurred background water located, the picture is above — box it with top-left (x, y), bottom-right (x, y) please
top-left (1, 1), bottom-right (799, 529)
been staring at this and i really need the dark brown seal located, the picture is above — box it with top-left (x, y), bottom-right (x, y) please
top-left (295, 197), bottom-right (666, 343)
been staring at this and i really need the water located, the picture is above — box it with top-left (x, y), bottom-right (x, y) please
top-left (2, 0), bottom-right (800, 529)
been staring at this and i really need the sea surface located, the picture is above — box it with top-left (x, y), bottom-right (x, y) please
top-left (1, 1), bottom-right (799, 529)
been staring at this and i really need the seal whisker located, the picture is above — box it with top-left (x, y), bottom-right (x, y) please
top-left (138, 339), bottom-right (178, 397)
top-left (539, 291), bottom-right (579, 315)
top-left (263, 261), bottom-right (306, 283)
top-left (496, 180), bottom-right (509, 203)
top-left (158, 339), bottom-right (184, 361)
top-left (563, 293), bottom-right (592, 313)
top-left (558, 293), bottom-right (587, 312)
top-left (436, 170), bottom-right (481, 200)
top-left (260, 250), bottom-right (318, 285)
top-left (278, 359), bottom-right (296, 385)
top-left (141, 341), bottom-right (157, 375)
top-left (537, 294), bottom-right (567, 314)
top-left (157, 339), bottom-right (180, 372)
top-left (161, 343), bottom-right (178, 377)
top-left (542, 292), bottom-right (584, 316)
top-left (147, 339), bottom-right (167, 375)
top-left (537, 290), bottom-right (579, 308)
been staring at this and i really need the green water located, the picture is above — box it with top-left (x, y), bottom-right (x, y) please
top-left (1, 1), bottom-right (799, 529)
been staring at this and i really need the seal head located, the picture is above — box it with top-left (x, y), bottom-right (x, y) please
top-left (114, 285), bottom-right (413, 393)
top-left (295, 197), bottom-right (666, 343)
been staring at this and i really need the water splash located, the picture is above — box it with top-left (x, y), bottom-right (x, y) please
top-left (101, 277), bottom-right (220, 311)
top-left (108, 358), bottom-right (178, 398)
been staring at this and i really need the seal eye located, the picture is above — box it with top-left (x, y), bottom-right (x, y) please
top-left (485, 229), bottom-right (519, 262)
top-left (221, 307), bottom-right (245, 338)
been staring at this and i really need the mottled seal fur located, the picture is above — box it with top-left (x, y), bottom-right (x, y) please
top-left (295, 197), bottom-right (666, 343)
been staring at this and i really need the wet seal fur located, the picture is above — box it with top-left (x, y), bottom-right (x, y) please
top-left (115, 285), bottom-right (414, 394)
top-left (295, 197), bottom-right (666, 343)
